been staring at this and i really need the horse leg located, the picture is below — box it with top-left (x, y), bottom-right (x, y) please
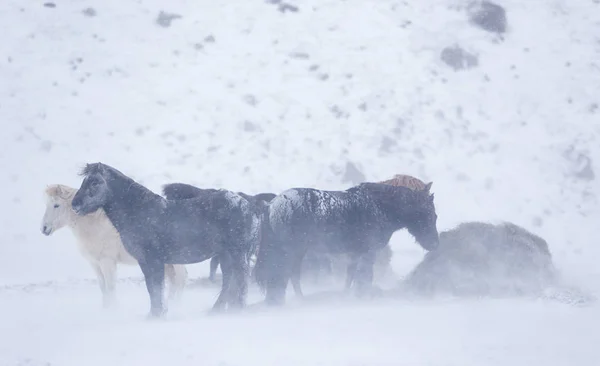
top-left (291, 252), bottom-right (305, 298)
top-left (174, 265), bottom-right (188, 299)
top-left (316, 254), bottom-right (333, 285)
top-left (228, 249), bottom-right (249, 309)
top-left (209, 255), bottom-right (219, 283)
top-left (211, 252), bottom-right (233, 312)
top-left (265, 246), bottom-right (291, 306)
top-left (139, 258), bottom-right (166, 318)
top-left (344, 253), bottom-right (360, 292)
top-left (345, 261), bottom-right (358, 291)
top-left (90, 262), bottom-right (108, 307)
top-left (265, 279), bottom-right (288, 306)
top-left (164, 264), bottom-right (175, 301)
top-left (322, 255), bottom-right (333, 278)
top-left (165, 264), bottom-right (187, 302)
top-left (354, 250), bottom-right (381, 298)
top-left (99, 258), bottom-right (117, 308)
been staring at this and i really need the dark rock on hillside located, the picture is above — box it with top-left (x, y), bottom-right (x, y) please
top-left (468, 1), bottom-right (507, 34)
top-left (563, 146), bottom-right (595, 181)
top-left (156, 11), bottom-right (182, 28)
top-left (266, 0), bottom-right (299, 13)
top-left (82, 8), bottom-right (97, 17)
top-left (440, 45), bottom-right (479, 71)
top-left (401, 221), bottom-right (557, 297)
top-left (278, 3), bottom-right (299, 13)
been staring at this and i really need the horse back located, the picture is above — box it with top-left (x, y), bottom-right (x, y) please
top-left (158, 191), bottom-right (250, 263)
top-left (162, 183), bottom-right (220, 201)
top-left (269, 187), bottom-right (378, 231)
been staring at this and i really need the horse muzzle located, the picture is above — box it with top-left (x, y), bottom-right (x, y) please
top-left (419, 234), bottom-right (440, 251)
top-left (41, 225), bottom-right (53, 236)
top-left (71, 199), bottom-right (84, 215)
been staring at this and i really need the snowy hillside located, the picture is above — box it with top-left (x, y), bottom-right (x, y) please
top-left (1, 0), bottom-right (600, 364)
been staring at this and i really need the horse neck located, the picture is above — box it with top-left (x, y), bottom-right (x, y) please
top-left (102, 179), bottom-right (163, 230)
top-left (369, 189), bottom-right (422, 231)
top-left (63, 197), bottom-right (105, 238)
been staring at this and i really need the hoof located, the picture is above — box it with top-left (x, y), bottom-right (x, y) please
top-left (102, 294), bottom-right (116, 309)
top-left (265, 297), bottom-right (286, 307)
top-left (207, 306), bottom-right (226, 316)
top-left (146, 307), bottom-right (167, 320)
top-left (102, 298), bottom-right (116, 310)
top-left (356, 285), bottom-right (384, 299)
top-left (369, 286), bottom-right (384, 297)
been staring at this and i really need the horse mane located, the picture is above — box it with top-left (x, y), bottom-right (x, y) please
top-left (79, 163), bottom-right (102, 177)
top-left (79, 162), bottom-right (162, 201)
top-left (353, 182), bottom-right (435, 204)
top-left (79, 162), bottom-right (131, 182)
top-left (378, 174), bottom-right (428, 191)
top-left (45, 184), bottom-right (77, 201)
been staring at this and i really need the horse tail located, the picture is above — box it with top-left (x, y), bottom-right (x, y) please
top-left (253, 210), bottom-right (272, 292)
top-left (162, 183), bottom-right (216, 200)
top-left (253, 210), bottom-right (289, 297)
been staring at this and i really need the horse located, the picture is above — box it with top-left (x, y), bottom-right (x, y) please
top-left (293, 174), bottom-right (433, 293)
top-left (340, 174), bottom-right (432, 288)
top-left (254, 181), bottom-right (439, 305)
top-left (161, 183), bottom-right (276, 282)
top-left (41, 184), bottom-right (188, 308)
top-left (70, 163), bottom-right (257, 317)
top-left (402, 221), bottom-right (557, 298)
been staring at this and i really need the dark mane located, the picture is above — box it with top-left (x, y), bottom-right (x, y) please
top-left (79, 162), bottom-right (160, 202)
top-left (79, 162), bottom-right (131, 181)
top-left (79, 163), bottom-right (103, 177)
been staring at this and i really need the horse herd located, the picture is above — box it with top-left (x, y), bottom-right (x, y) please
top-left (41, 162), bottom-right (439, 318)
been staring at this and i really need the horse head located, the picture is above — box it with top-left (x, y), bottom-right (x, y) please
top-left (41, 184), bottom-right (76, 236)
top-left (72, 163), bottom-right (112, 215)
top-left (405, 183), bottom-right (439, 251)
top-left (362, 182), bottom-right (439, 251)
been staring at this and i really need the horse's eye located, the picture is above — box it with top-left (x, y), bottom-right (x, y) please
top-left (53, 204), bottom-right (59, 208)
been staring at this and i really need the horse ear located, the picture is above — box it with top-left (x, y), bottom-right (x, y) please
top-left (45, 185), bottom-right (56, 197)
top-left (95, 163), bottom-right (106, 174)
top-left (424, 182), bottom-right (433, 192)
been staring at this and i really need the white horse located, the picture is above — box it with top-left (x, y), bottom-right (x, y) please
top-left (41, 184), bottom-right (188, 308)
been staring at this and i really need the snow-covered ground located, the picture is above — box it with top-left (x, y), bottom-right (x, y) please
top-left (1, 279), bottom-right (599, 366)
top-left (1, 0), bottom-right (600, 365)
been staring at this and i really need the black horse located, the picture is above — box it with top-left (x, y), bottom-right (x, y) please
top-left (71, 163), bottom-right (257, 317)
top-left (254, 182), bottom-right (439, 305)
top-left (162, 183), bottom-right (276, 282)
